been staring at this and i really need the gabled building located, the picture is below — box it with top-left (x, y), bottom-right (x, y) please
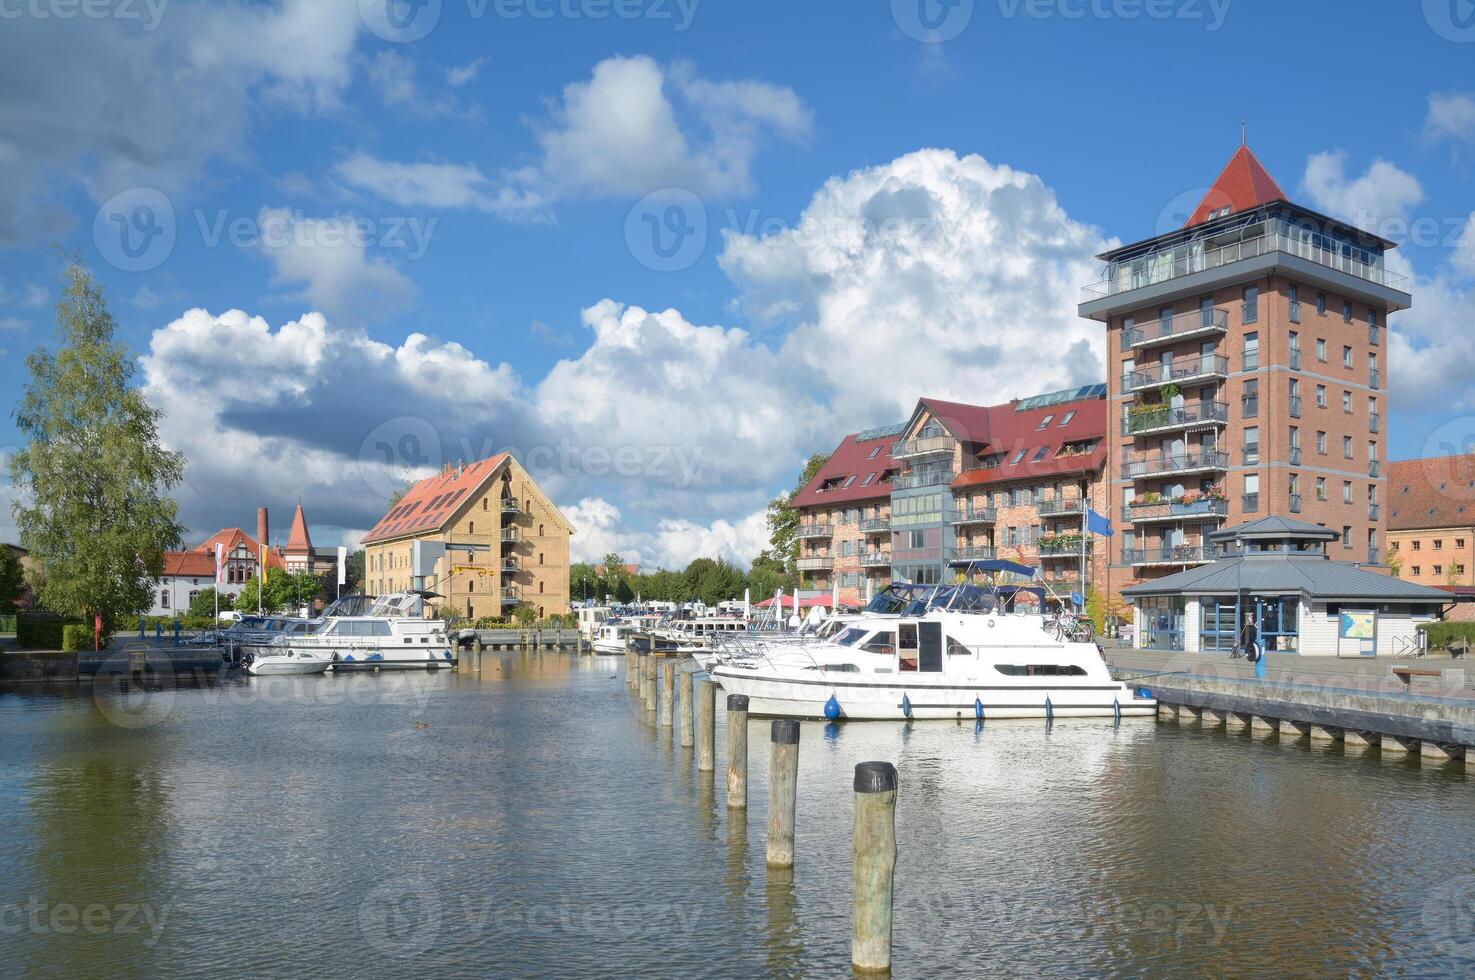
top-left (1080, 144), bottom-right (1410, 599)
top-left (283, 502), bottom-right (315, 573)
top-left (1386, 454), bottom-right (1475, 614)
top-left (361, 454), bottom-right (574, 620)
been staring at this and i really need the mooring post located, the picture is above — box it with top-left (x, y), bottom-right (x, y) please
top-left (726, 694), bottom-right (749, 809)
top-left (644, 655), bottom-right (659, 712)
top-left (679, 670), bottom-right (694, 748)
top-left (696, 679), bottom-right (716, 772)
top-left (766, 719), bottom-right (799, 867)
top-left (851, 761), bottom-right (898, 973)
top-left (626, 649), bottom-right (637, 689)
top-left (660, 660), bottom-right (676, 727)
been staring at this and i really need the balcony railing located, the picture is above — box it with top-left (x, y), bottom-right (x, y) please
top-left (501, 499), bottom-right (520, 515)
top-left (1242, 493), bottom-right (1259, 513)
top-left (501, 560), bottom-right (518, 573)
top-left (1038, 538), bottom-right (1091, 557)
top-left (1289, 349), bottom-right (1301, 370)
top-left (893, 469), bottom-right (956, 490)
top-left (1121, 449), bottom-right (1229, 480)
top-left (1036, 497), bottom-right (1085, 516)
top-left (1122, 544), bottom-right (1215, 566)
top-left (1241, 448), bottom-right (1260, 466)
top-left (1369, 503), bottom-right (1380, 520)
top-left (1368, 548), bottom-right (1381, 565)
top-left (1081, 224), bottom-right (1410, 303)
top-left (1289, 396), bottom-right (1302, 418)
top-left (891, 435), bottom-right (956, 459)
top-left (1370, 368), bottom-right (1380, 390)
top-left (858, 516), bottom-right (891, 533)
top-left (952, 545), bottom-right (997, 562)
top-left (1042, 577), bottom-right (1085, 595)
top-left (953, 505), bottom-right (997, 525)
top-left (1289, 447), bottom-right (1302, 466)
top-left (501, 529), bottom-right (519, 543)
top-left (1124, 307), bottom-right (1229, 349)
top-left (1122, 401), bottom-right (1229, 436)
top-left (500, 588), bottom-right (523, 603)
top-left (1289, 493), bottom-right (1302, 514)
top-left (1369, 412), bottom-right (1381, 433)
top-left (796, 524), bottom-right (833, 540)
top-left (1123, 355), bottom-right (1230, 392)
top-left (1369, 460), bottom-right (1380, 478)
top-left (795, 556), bottom-right (833, 571)
top-left (1126, 498), bottom-right (1229, 523)
top-left (859, 551), bottom-right (892, 568)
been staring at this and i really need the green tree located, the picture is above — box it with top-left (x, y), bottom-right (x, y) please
top-left (687, 557), bottom-right (744, 607)
top-left (0, 548), bottom-right (24, 613)
top-left (765, 452), bottom-right (830, 568)
top-left (237, 567), bottom-right (307, 613)
top-left (386, 478), bottom-right (415, 508)
top-left (513, 604), bottom-right (537, 626)
top-left (745, 551), bottom-right (795, 602)
top-left (9, 264), bottom-right (186, 629)
top-left (569, 562), bottom-right (599, 603)
top-left (188, 587), bottom-right (231, 621)
top-left (346, 549), bottom-right (366, 591)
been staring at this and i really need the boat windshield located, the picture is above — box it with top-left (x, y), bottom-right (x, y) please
top-left (368, 593), bottom-right (427, 618)
top-left (322, 594), bottom-right (374, 618)
top-left (832, 627), bottom-right (870, 647)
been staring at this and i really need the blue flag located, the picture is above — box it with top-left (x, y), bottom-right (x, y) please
top-left (1086, 508), bottom-right (1114, 537)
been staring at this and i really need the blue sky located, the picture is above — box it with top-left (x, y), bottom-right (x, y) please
top-left (1, 0), bottom-right (1474, 566)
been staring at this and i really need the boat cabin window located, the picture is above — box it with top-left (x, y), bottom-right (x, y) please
top-left (860, 631), bottom-right (896, 655)
top-left (994, 664), bottom-right (1088, 677)
top-left (898, 624), bottom-right (918, 671)
top-left (946, 636), bottom-right (971, 656)
top-left (834, 628), bottom-right (869, 647)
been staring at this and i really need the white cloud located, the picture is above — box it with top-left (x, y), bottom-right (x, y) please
top-left (720, 148), bottom-right (1109, 423)
top-left (1453, 213), bottom-right (1475, 280)
top-left (133, 286), bottom-right (161, 309)
top-left (446, 58), bottom-right (488, 88)
top-left (366, 50), bottom-right (477, 120)
top-left (561, 496), bottom-right (770, 569)
top-left (0, 317), bottom-right (27, 332)
top-left (1425, 92), bottom-right (1475, 146)
top-left (252, 207), bottom-right (417, 325)
top-left (19, 283), bottom-right (47, 308)
top-left (333, 155), bottom-right (536, 216)
top-left (529, 319), bottom-right (574, 348)
top-left (0, 0), bottom-right (362, 243)
top-left (1299, 152), bottom-right (1424, 233)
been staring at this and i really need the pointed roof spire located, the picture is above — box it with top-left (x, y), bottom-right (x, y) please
top-left (1183, 144), bottom-right (1286, 228)
top-left (285, 502), bottom-right (313, 555)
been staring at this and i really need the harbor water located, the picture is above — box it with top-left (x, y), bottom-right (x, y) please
top-left (1, 651), bottom-right (1472, 977)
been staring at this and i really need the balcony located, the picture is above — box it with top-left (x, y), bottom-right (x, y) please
top-left (500, 587), bottom-right (523, 604)
top-left (1038, 537), bottom-right (1091, 558)
top-left (859, 551), bottom-right (892, 569)
top-left (893, 468), bottom-right (956, 490)
top-left (500, 529), bottom-right (519, 543)
top-left (858, 516), bottom-right (891, 533)
top-left (1242, 493), bottom-right (1260, 513)
top-left (1124, 307), bottom-right (1228, 350)
top-left (1368, 548), bottom-right (1381, 565)
top-left (1289, 349), bottom-right (1301, 370)
top-left (1289, 493), bottom-right (1302, 514)
top-left (952, 545), bottom-right (997, 562)
top-left (891, 435), bottom-right (956, 459)
top-left (796, 523), bottom-right (833, 540)
top-left (1036, 497), bottom-right (1085, 517)
top-left (1289, 396), bottom-right (1302, 418)
top-left (501, 499), bottom-right (520, 515)
top-left (1123, 355), bottom-right (1229, 393)
top-left (952, 506), bottom-right (997, 526)
top-left (1042, 576), bottom-right (1084, 595)
top-left (1126, 498), bottom-right (1229, 524)
top-left (1122, 544), bottom-right (1215, 567)
top-left (1122, 401), bottom-right (1229, 437)
top-left (795, 556), bottom-right (833, 571)
top-left (1081, 223), bottom-right (1410, 304)
top-left (1121, 449), bottom-right (1229, 480)
top-left (1369, 503), bottom-right (1381, 521)
top-left (1369, 460), bottom-right (1380, 478)
top-left (1370, 368), bottom-right (1380, 390)
top-left (1369, 412), bottom-right (1381, 434)
top-left (1289, 447), bottom-right (1302, 466)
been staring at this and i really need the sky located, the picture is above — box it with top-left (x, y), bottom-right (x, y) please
top-left (1, 0), bottom-right (1473, 568)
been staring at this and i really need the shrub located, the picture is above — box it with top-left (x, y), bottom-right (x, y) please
top-left (1418, 621), bottom-right (1475, 651)
top-left (16, 611), bottom-right (81, 650)
top-left (61, 624), bottom-right (90, 652)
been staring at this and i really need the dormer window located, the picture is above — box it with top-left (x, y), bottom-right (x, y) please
top-left (867, 446), bottom-right (881, 459)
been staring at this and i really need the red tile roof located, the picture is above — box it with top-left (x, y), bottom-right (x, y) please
top-left (1184, 145), bottom-right (1287, 227)
top-left (1387, 455), bottom-right (1475, 531)
top-left (191, 528), bottom-right (284, 570)
top-left (952, 394), bottom-right (1106, 490)
top-left (362, 454), bottom-right (511, 544)
top-left (791, 430), bottom-right (900, 510)
top-left (161, 550), bottom-right (217, 577)
top-left (285, 503), bottom-right (313, 555)
top-left (917, 398), bottom-right (992, 444)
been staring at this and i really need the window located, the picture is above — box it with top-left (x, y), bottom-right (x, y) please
top-left (867, 446), bottom-right (881, 459)
top-left (1038, 414), bottom-right (1054, 430)
top-left (469, 521), bottom-right (474, 534)
top-left (1343, 435), bottom-right (1353, 459)
top-left (1316, 292), bottom-right (1326, 315)
top-left (1343, 345), bottom-right (1352, 368)
top-left (1458, 539), bottom-right (1466, 549)
top-left (1343, 301), bottom-right (1352, 323)
top-left (1200, 296), bottom-right (1215, 327)
top-left (1289, 285), bottom-right (1300, 323)
top-left (1243, 473), bottom-right (1260, 512)
top-left (1413, 567), bottom-right (1422, 576)
top-left (1316, 338), bottom-right (1327, 361)
top-left (1059, 410), bottom-right (1075, 426)
top-left (1412, 540), bottom-right (1421, 551)
top-left (1243, 426), bottom-right (1259, 464)
top-left (1369, 309), bottom-right (1380, 345)
top-left (842, 476), bottom-right (857, 489)
top-left (482, 498), bottom-right (487, 511)
top-left (1010, 448), bottom-right (1027, 465)
top-left (1434, 539), bottom-right (1443, 550)
top-left (1342, 390), bottom-right (1352, 413)
top-left (1242, 285), bottom-right (1258, 324)
top-left (1316, 477), bottom-right (1327, 501)
top-left (1342, 481), bottom-right (1352, 504)
top-left (1434, 565), bottom-right (1443, 576)
top-left (1316, 384), bottom-right (1327, 407)
top-left (1316, 430), bottom-right (1327, 454)
top-left (160, 590), bottom-right (169, 608)
top-left (1242, 331), bottom-right (1259, 370)
top-left (1242, 378), bottom-right (1259, 418)
top-left (1342, 526), bottom-right (1352, 548)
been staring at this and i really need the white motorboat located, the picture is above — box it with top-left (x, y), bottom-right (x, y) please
top-left (591, 621), bottom-right (635, 654)
top-left (245, 646), bottom-right (334, 676)
top-left (709, 600), bottom-right (1153, 721)
top-left (269, 592), bottom-right (456, 671)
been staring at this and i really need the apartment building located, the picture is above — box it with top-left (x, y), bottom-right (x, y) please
top-left (1386, 454), bottom-right (1475, 597)
top-left (792, 386), bottom-right (1109, 604)
top-left (1078, 144), bottom-right (1410, 600)
top-left (361, 454), bottom-right (573, 620)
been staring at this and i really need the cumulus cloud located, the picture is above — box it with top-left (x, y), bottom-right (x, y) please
top-left (1299, 152), bottom-right (1424, 234)
top-left (561, 497), bottom-right (770, 569)
top-left (1425, 92), bottom-right (1475, 147)
top-left (0, 0), bottom-right (362, 243)
top-left (252, 207), bottom-right (418, 325)
top-left (343, 56), bottom-right (811, 220)
top-left (720, 148), bottom-right (1109, 423)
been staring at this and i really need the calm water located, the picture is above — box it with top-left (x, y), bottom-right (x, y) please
top-left (2, 652), bottom-right (1473, 978)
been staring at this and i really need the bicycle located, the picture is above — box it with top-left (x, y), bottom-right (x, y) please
top-left (1051, 613), bottom-right (1095, 644)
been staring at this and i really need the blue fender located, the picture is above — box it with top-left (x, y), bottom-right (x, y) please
top-left (1044, 696), bottom-right (1054, 722)
top-left (901, 693), bottom-right (912, 719)
top-left (823, 694), bottom-right (842, 720)
top-left (974, 697), bottom-right (984, 721)
top-left (1113, 698), bottom-right (1121, 725)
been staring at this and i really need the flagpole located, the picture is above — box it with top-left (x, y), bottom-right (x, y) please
top-left (1080, 497), bottom-right (1087, 611)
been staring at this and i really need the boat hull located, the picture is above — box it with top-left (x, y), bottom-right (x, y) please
top-left (246, 657), bottom-right (332, 676)
top-left (710, 667), bottom-right (1154, 721)
top-left (328, 650), bottom-right (456, 671)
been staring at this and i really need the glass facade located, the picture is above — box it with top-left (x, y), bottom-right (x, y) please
top-left (1139, 596), bottom-right (1185, 650)
top-left (1199, 595), bottom-right (1300, 653)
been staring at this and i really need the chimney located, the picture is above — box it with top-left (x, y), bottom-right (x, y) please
top-left (257, 507), bottom-right (269, 550)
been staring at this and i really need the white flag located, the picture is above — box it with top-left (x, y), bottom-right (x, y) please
top-left (215, 543), bottom-right (224, 584)
top-left (337, 546), bottom-right (347, 586)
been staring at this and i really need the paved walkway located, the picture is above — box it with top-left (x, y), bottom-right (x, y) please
top-left (1102, 642), bottom-right (1475, 702)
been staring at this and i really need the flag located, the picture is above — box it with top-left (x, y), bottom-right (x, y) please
top-left (1086, 508), bottom-right (1114, 537)
top-left (337, 545), bottom-right (347, 586)
top-left (215, 543), bottom-right (224, 584)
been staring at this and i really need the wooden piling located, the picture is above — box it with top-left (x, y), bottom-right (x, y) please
top-left (851, 761), bottom-right (898, 974)
top-left (626, 649), bottom-right (637, 689)
top-left (679, 670), bottom-right (694, 748)
top-left (726, 694), bottom-right (749, 809)
top-left (696, 679), bottom-right (716, 772)
top-left (642, 654), bottom-right (657, 712)
top-left (660, 660), bottom-right (676, 727)
top-left (766, 719), bottom-right (799, 868)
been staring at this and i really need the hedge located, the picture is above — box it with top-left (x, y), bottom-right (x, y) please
top-left (61, 624), bottom-right (91, 652)
top-left (1418, 621), bottom-right (1475, 651)
top-left (16, 612), bottom-right (82, 651)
